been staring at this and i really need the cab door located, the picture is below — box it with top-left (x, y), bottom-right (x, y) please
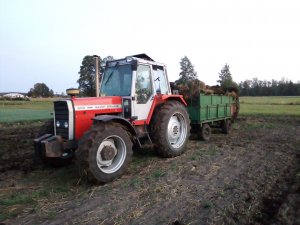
top-left (132, 64), bottom-right (153, 121)
top-left (152, 65), bottom-right (171, 95)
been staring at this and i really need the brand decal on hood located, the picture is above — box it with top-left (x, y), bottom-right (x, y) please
top-left (75, 104), bottom-right (122, 111)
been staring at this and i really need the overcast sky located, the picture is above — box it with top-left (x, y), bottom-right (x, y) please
top-left (0, 0), bottom-right (299, 93)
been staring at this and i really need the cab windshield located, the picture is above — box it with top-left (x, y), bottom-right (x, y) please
top-left (100, 64), bottom-right (132, 96)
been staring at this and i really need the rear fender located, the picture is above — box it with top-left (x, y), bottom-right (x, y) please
top-left (146, 94), bottom-right (187, 124)
top-left (161, 95), bottom-right (187, 106)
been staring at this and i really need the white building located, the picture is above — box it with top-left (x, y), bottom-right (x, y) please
top-left (3, 93), bottom-right (25, 98)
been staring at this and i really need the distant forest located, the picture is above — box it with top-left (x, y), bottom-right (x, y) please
top-left (238, 78), bottom-right (300, 96)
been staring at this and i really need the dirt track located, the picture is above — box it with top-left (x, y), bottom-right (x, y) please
top-left (0, 116), bottom-right (300, 225)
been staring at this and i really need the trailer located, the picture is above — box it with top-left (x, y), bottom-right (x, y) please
top-left (187, 93), bottom-right (238, 140)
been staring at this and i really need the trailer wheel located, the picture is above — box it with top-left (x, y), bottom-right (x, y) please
top-left (199, 124), bottom-right (211, 141)
top-left (76, 122), bottom-right (133, 184)
top-left (150, 101), bottom-right (191, 158)
top-left (222, 119), bottom-right (232, 134)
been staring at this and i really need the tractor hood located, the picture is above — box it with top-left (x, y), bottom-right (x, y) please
top-left (72, 96), bottom-right (122, 112)
top-left (71, 96), bottom-right (123, 139)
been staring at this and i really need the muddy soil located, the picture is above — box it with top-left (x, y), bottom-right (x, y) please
top-left (0, 116), bottom-right (299, 225)
top-left (0, 122), bottom-right (41, 172)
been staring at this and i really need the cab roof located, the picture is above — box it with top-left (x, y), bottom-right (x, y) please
top-left (129, 54), bottom-right (154, 61)
top-left (106, 53), bottom-right (165, 68)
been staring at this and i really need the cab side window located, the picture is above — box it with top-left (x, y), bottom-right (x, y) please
top-left (135, 65), bottom-right (152, 104)
top-left (153, 65), bottom-right (169, 94)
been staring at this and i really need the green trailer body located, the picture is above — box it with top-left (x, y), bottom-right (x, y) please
top-left (187, 94), bottom-right (236, 125)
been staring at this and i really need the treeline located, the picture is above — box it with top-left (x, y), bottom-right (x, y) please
top-left (238, 78), bottom-right (300, 96)
top-left (27, 83), bottom-right (67, 98)
top-left (28, 83), bottom-right (54, 97)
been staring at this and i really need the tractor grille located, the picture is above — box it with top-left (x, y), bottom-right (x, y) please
top-left (54, 101), bottom-right (69, 139)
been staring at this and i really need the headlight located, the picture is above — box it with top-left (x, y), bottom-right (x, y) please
top-left (64, 121), bottom-right (69, 128)
top-left (56, 121), bottom-right (61, 127)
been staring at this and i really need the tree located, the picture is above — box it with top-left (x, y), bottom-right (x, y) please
top-left (28, 83), bottom-right (54, 97)
top-left (217, 64), bottom-right (238, 91)
top-left (239, 79), bottom-right (251, 96)
top-left (77, 55), bottom-right (102, 97)
top-left (102, 55), bottom-right (114, 67)
top-left (77, 55), bottom-right (114, 96)
top-left (175, 56), bottom-right (197, 85)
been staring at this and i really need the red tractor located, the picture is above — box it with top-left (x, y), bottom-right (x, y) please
top-left (34, 54), bottom-right (190, 183)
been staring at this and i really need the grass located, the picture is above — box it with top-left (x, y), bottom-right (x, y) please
top-left (239, 96), bottom-right (300, 105)
top-left (149, 169), bottom-right (165, 179)
top-left (239, 96), bottom-right (300, 116)
top-left (0, 99), bottom-right (53, 109)
top-left (0, 120), bottom-right (47, 130)
top-left (1, 96), bottom-right (299, 123)
top-left (0, 99), bottom-right (53, 123)
top-left (243, 122), bottom-right (277, 130)
top-left (0, 165), bottom-right (87, 222)
top-left (128, 177), bottom-right (143, 188)
top-left (203, 200), bottom-right (215, 209)
top-left (0, 190), bottom-right (49, 206)
top-left (0, 109), bottom-right (53, 122)
top-left (239, 104), bottom-right (300, 116)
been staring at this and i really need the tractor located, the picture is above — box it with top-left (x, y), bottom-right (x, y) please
top-left (34, 54), bottom-right (191, 183)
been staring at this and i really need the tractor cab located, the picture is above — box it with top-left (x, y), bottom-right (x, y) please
top-left (100, 54), bottom-right (171, 121)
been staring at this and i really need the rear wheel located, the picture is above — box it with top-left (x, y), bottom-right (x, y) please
top-left (199, 123), bottom-right (211, 141)
top-left (222, 119), bottom-right (232, 134)
top-left (76, 122), bottom-right (133, 184)
top-left (151, 101), bottom-right (191, 158)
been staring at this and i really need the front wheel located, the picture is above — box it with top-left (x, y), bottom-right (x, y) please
top-left (76, 122), bottom-right (133, 184)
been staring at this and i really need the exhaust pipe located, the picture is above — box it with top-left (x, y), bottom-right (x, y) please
top-left (94, 55), bottom-right (100, 97)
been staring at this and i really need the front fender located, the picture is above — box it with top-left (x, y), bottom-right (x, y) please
top-left (93, 115), bottom-right (141, 147)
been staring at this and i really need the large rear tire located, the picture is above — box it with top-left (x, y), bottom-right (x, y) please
top-left (76, 122), bottom-right (133, 184)
top-left (150, 101), bottom-right (191, 158)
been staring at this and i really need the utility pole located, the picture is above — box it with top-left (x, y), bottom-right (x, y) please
top-left (94, 55), bottom-right (99, 97)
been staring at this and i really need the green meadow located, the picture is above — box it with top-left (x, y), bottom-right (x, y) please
top-left (239, 96), bottom-right (300, 116)
top-left (0, 99), bottom-right (53, 123)
top-left (0, 96), bottom-right (299, 123)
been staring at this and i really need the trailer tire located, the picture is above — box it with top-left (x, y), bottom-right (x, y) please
top-left (150, 101), bottom-right (190, 158)
top-left (76, 122), bottom-right (133, 184)
top-left (199, 124), bottom-right (211, 141)
top-left (222, 119), bottom-right (232, 134)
